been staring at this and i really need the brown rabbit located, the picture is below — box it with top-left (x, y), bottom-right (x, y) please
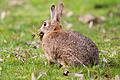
top-left (39, 3), bottom-right (99, 67)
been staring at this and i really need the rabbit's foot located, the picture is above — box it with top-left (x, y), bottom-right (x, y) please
top-left (59, 60), bottom-right (68, 69)
top-left (48, 60), bottom-right (55, 65)
top-left (63, 70), bottom-right (69, 76)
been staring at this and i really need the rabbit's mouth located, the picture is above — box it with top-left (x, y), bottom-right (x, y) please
top-left (39, 31), bottom-right (44, 40)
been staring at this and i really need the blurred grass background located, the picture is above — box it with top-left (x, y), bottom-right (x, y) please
top-left (0, 0), bottom-right (120, 80)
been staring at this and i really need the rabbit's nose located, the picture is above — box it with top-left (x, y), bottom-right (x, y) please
top-left (39, 31), bottom-right (44, 40)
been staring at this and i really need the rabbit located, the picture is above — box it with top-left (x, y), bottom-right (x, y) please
top-left (39, 3), bottom-right (99, 67)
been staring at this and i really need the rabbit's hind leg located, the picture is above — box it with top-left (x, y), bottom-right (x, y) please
top-left (57, 59), bottom-right (70, 76)
top-left (45, 53), bottom-right (55, 65)
top-left (58, 59), bottom-right (68, 68)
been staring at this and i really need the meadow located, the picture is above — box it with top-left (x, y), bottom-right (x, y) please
top-left (0, 0), bottom-right (120, 80)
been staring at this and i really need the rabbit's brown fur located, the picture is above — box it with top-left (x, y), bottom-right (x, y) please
top-left (39, 3), bottom-right (99, 67)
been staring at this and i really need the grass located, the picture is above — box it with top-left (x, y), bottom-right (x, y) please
top-left (0, 0), bottom-right (120, 80)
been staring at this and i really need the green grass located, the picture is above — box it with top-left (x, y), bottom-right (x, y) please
top-left (0, 0), bottom-right (120, 80)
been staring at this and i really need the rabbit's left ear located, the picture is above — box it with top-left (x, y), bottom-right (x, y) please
top-left (50, 4), bottom-right (55, 19)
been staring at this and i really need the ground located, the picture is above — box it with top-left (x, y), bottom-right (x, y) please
top-left (0, 0), bottom-right (120, 80)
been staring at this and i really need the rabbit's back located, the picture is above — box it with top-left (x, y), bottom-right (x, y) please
top-left (42, 30), bottom-right (99, 66)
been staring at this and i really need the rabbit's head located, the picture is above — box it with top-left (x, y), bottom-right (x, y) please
top-left (39, 3), bottom-right (64, 40)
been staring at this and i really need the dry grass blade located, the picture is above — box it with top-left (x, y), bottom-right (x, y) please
top-left (63, 70), bottom-right (84, 80)
top-left (31, 71), bottom-right (47, 80)
top-left (0, 58), bottom-right (3, 63)
top-left (0, 11), bottom-right (6, 20)
top-left (70, 73), bottom-right (84, 80)
top-left (37, 72), bottom-right (47, 80)
top-left (114, 75), bottom-right (120, 80)
top-left (31, 72), bottom-right (36, 80)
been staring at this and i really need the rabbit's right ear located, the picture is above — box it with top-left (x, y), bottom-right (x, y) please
top-left (50, 5), bottom-right (55, 19)
top-left (57, 3), bottom-right (64, 17)
top-left (53, 3), bottom-right (64, 22)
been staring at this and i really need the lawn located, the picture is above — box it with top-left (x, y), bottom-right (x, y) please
top-left (0, 0), bottom-right (120, 80)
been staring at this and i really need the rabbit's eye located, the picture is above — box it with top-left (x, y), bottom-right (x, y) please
top-left (43, 22), bottom-right (47, 26)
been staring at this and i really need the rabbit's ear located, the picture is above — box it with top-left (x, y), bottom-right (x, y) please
top-left (53, 3), bottom-right (64, 22)
top-left (57, 3), bottom-right (64, 17)
top-left (50, 5), bottom-right (55, 19)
